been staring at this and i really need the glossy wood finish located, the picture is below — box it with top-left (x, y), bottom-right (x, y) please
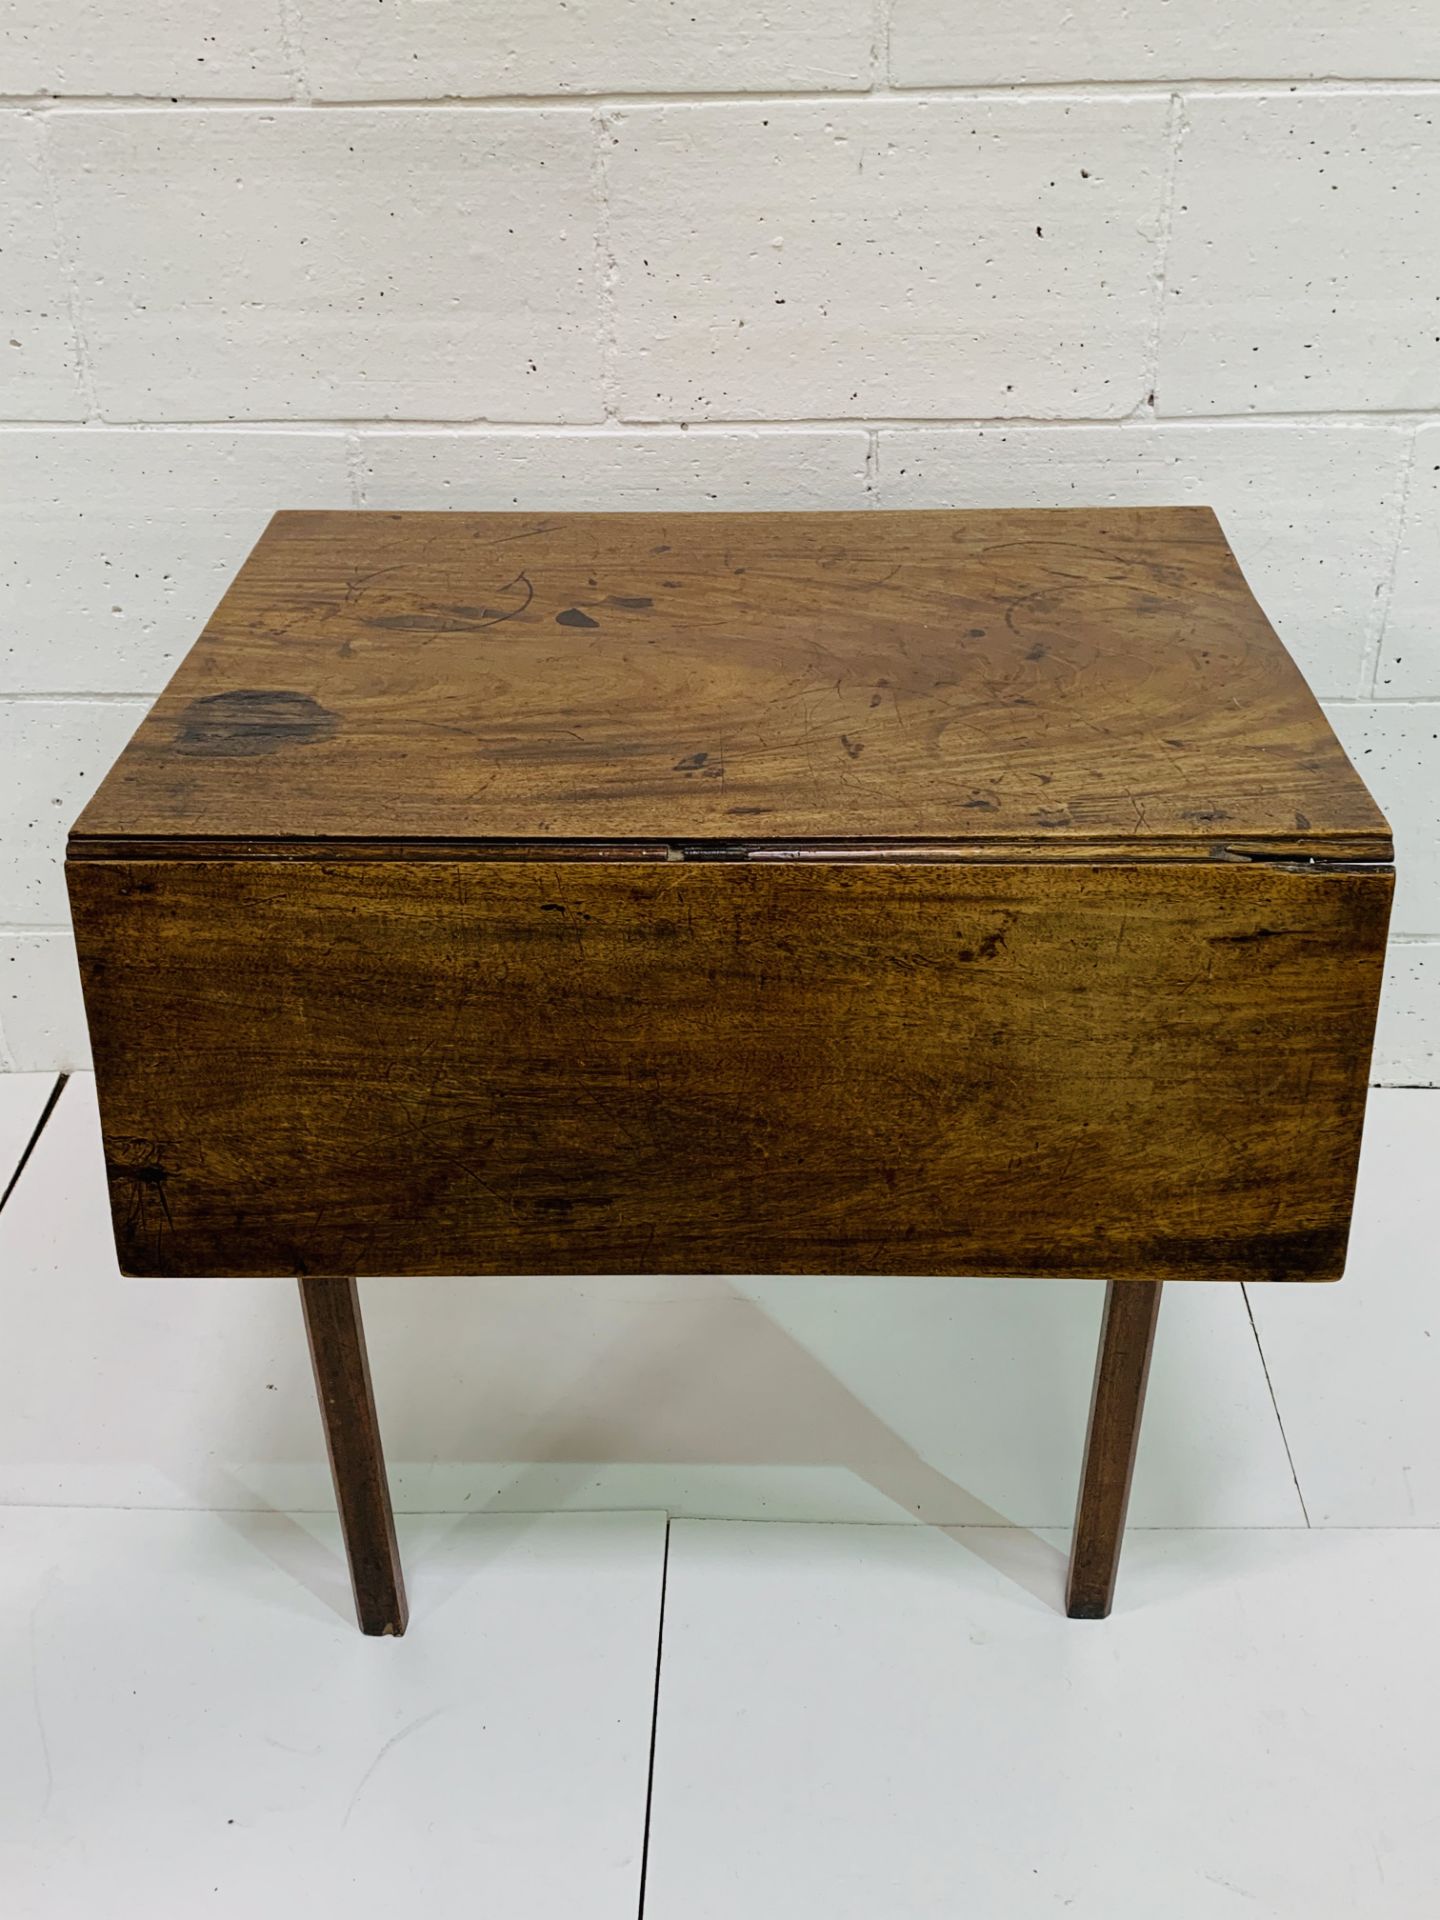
top-left (71, 853), bottom-right (1388, 1282)
top-left (1067, 1281), bottom-right (1165, 1619)
top-left (72, 507), bottom-right (1390, 859)
top-left (297, 1276), bottom-right (407, 1637)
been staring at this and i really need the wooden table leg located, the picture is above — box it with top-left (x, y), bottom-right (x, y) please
top-left (298, 1275), bottom-right (409, 1637)
top-left (1066, 1278), bottom-right (1163, 1620)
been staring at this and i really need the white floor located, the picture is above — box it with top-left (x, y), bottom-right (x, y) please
top-left (1, 1507), bottom-right (665, 1919)
top-left (1, 1073), bottom-right (1437, 1916)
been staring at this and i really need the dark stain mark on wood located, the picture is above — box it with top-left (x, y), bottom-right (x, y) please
top-left (606, 595), bottom-right (654, 609)
top-left (556, 607), bottom-right (600, 629)
top-left (840, 734), bottom-right (864, 760)
top-left (525, 1191), bottom-right (615, 1217)
top-left (1147, 1225), bottom-right (1346, 1282)
top-left (104, 1138), bottom-right (174, 1259)
top-left (1211, 925), bottom-right (1292, 945)
top-left (105, 1153), bottom-right (171, 1189)
top-left (674, 751), bottom-right (710, 772)
top-left (956, 922), bottom-right (1011, 963)
top-left (174, 690), bottom-right (339, 758)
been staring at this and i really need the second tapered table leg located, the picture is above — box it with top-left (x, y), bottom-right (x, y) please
top-left (298, 1275), bottom-right (409, 1636)
top-left (1066, 1278), bottom-right (1163, 1620)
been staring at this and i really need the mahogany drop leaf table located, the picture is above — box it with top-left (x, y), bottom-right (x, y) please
top-left (67, 508), bottom-right (1392, 1633)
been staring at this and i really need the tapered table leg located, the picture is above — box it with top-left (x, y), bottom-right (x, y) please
top-left (1066, 1279), bottom-right (1163, 1620)
top-left (298, 1275), bottom-right (408, 1636)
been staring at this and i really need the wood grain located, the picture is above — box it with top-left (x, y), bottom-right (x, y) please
top-left (69, 854), bottom-right (1391, 1283)
top-left (297, 1275), bottom-right (408, 1637)
top-left (1067, 1280), bottom-right (1164, 1620)
top-left (71, 507), bottom-right (1390, 857)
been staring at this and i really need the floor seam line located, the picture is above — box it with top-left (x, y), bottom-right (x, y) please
top-left (1242, 1282), bottom-right (1312, 1527)
top-left (0, 1073), bottom-right (68, 1217)
top-left (1, 1506), bottom-right (1432, 1530)
top-left (636, 1515), bottom-right (672, 1920)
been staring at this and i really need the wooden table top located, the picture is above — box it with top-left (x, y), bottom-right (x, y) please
top-left (72, 506), bottom-right (1390, 862)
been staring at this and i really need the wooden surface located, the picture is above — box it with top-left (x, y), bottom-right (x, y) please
top-left (1067, 1280), bottom-right (1164, 1619)
top-left (70, 854), bottom-right (1391, 1283)
top-left (68, 507), bottom-right (1392, 1290)
top-left (71, 507), bottom-right (1390, 858)
top-left (297, 1275), bottom-right (408, 1636)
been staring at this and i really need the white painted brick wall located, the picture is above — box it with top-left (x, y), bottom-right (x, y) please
top-left (1, 3), bottom-right (292, 98)
top-left (1163, 93), bottom-right (1440, 414)
top-left (0, 699), bottom-right (149, 922)
top-left (1381, 422), bottom-right (1440, 697)
top-left (607, 98), bottom-right (1171, 421)
top-left (889, 3), bottom-right (1440, 87)
top-left (0, 932), bottom-right (85, 1074)
top-left (1, 429), bottom-right (353, 691)
top-left (0, 117), bottom-right (85, 419)
top-left (48, 108), bottom-right (603, 422)
top-left (0, 7), bottom-right (1436, 1083)
top-left (297, 0), bottom-right (877, 98)
top-left (355, 426), bottom-right (871, 509)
